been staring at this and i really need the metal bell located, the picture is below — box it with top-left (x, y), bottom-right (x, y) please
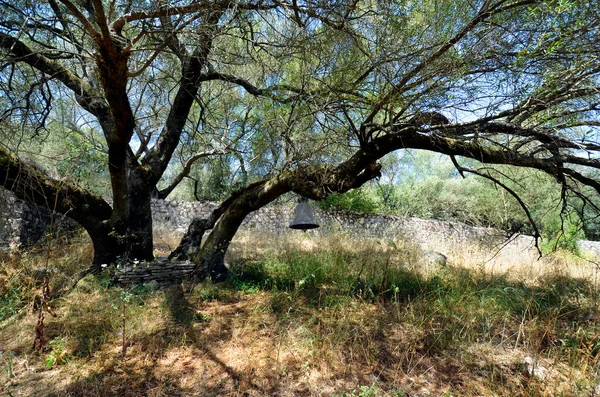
top-left (289, 197), bottom-right (319, 231)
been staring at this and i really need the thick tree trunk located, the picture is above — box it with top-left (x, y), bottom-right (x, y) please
top-left (84, 203), bottom-right (152, 270)
top-left (83, 185), bottom-right (153, 268)
top-left (124, 188), bottom-right (154, 261)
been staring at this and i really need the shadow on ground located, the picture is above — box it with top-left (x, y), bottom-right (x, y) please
top-left (3, 264), bottom-right (598, 396)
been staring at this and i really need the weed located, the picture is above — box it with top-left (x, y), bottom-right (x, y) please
top-left (193, 311), bottom-right (211, 323)
top-left (45, 338), bottom-right (68, 369)
top-left (345, 385), bottom-right (379, 396)
top-left (232, 279), bottom-right (261, 294)
top-left (2, 351), bottom-right (14, 378)
top-left (190, 280), bottom-right (230, 302)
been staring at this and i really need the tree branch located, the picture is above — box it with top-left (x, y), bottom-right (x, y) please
top-left (111, 1), bottom-right (277, 33)
top-left (56, 0), bottom-right (102, 40)
top-left (156, 148), bottom-right (228, 199)
top-left (197, 71), bottom-right (367, 103)
top-left (141, 11), bottom-right (224, 184)
top-left (0, 32), bottom-right (109, 120)
top-left (0, 145), bottom-right (112, 231)
top-left (92, 0), bottom-right (112, 47)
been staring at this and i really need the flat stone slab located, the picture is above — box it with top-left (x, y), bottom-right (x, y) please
top-left (112, 259), bottom-right (197, 287)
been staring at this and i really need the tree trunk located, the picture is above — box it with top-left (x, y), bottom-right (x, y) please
top-left (89, 230), bottom-right (121, 269)
top-left (194, 205), bottom-right (248, 281)
top-left (169, 218), bottom-right (209, 261)
top-left (124, 188), bottom-right (154, 261)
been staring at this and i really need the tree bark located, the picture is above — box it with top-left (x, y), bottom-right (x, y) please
top-left (169, 218), bottom-right (210, 262)
top-left (187, 159), bottom-right (382, 280)
top-left (194, 202), bottom-right (258, 281)
top-left (186, 120), bottom-right (600, 282)
top-left (123, 186), bottom-right (154, 261)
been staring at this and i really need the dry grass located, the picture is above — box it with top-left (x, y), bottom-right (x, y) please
top-left (229, 231), bottom-right (600, 287)
top-left (1, 231), bottom-right (600, 396)
top-left (444, 239), bottom-right (600, 288)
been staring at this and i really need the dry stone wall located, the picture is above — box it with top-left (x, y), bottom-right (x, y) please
top-left (112, 258), bottom-right (196, 287)
top-left (150, 199), bottom-right (544, 260)
top-left (2, 187), bottom-right (600, 261)
top-left (0, 187), bottom-right (78, 251)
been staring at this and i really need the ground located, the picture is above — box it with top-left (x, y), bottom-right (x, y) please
top-left (1, 232), bottom-right (600, 396)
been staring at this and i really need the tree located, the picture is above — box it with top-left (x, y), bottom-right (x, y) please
top-left (1, 0), bottom-right (600, 281)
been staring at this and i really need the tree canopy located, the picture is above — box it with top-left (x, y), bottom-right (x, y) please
top-left (1, 0), bottom-right (599, 279)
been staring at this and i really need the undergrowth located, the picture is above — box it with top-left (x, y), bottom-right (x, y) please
top-left (1, 233), bottom-right (599, 396)
top-left (228, 237), bottom-right (600, 357)
top-left (0, 234), bottom-right (92, 323)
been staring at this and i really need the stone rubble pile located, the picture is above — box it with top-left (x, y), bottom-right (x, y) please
top-left (111, 258), bottom-right (196, 287)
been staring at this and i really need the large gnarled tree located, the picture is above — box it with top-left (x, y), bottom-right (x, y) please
top-left (1, 0), bottom-right (599, 280)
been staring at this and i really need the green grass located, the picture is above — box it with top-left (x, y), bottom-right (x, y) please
top-left (228, 239), bottom-right (600, 361)
top-left (2, 234), bottom-right (600, 396)
top-left (228, 239), bottom-right (424, 301)
top-left (0, 278), bottom-right (25, 322)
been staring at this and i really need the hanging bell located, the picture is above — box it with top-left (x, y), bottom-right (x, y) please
top-left (289, 197), bottom-right (319, 231)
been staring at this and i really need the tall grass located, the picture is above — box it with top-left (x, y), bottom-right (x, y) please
top-left (1, 231), bottom-right (599, 396)
top-left (228, 233), bottom-right (424, 301)
top-left (227, 232), bottom-right (600, 390)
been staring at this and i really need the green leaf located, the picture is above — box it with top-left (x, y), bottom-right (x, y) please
top-left (45, 356), bottom-right (56, 369)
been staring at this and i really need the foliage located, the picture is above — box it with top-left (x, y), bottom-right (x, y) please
top-left (540, 210), bottom-right (585, 253)
top-left (316, 187), bottom-right (380, 213)
top-left (362, 151), bottom-right (597, 244)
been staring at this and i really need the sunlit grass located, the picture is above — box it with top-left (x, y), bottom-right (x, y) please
top-left (1, 231), bottom-right (599, 396)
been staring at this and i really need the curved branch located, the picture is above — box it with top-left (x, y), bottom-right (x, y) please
top-left (126, 45), bottom-right (166, 77)
top-left (197, 71), bottom-right (368, 103)
top-left (184, 118), bottom-right (600, 281)
top-left (0, 32), bottom-right (108, 119)
top-left (56, 0), bottom-right (101, 40)
top-left (111, 1), bottom-right (277, 32)
top-left (0, 145), bottom-right (112, 231)
top-left (156, 149), bottom-right (227, 199)
top-left (561, 168), bottom-right (600, 196)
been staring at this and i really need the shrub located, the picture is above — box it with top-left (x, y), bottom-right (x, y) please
top-left (317, 187), bottom-right (380, 213)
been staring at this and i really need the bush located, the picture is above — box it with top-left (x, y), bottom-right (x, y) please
top-left (540, 210), bottom-right (585, 253)
top-left (317, 188), bottom-right (380, 213)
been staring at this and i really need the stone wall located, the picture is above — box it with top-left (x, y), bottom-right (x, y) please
top-left (150, 199), bottom-right (544, 260)
top-left (0, 187), bottom-right (78, 250)
top-left (2, 187), bottom-right (600, 260)
top-left (0, 188), bottom-right (20, 248)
